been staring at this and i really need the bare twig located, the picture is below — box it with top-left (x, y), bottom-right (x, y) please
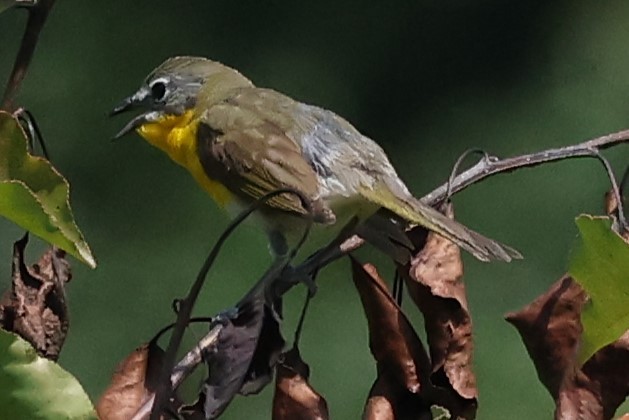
top-left (445, 148), bottom-right (489, 201)
top-left (1, 0), bottom-right (56, 111)
top-left (131, 324), bottom-right (224, 420)
top-left (15, 108), bottom-right (50, 159)
top-left (422, 129), bottom-right (629, 205)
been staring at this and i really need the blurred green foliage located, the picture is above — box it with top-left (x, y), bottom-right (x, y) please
top-left (1, 1), bottom-right (628, 418)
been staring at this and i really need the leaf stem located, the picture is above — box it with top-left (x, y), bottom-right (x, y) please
top-left (1, 0), bottom-right (55, 111)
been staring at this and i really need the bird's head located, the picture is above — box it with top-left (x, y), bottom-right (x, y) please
top-left (110, 56), bottom-right (251, 139)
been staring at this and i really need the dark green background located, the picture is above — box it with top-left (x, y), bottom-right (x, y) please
top-left (1, 1), bottom-right (629, 418)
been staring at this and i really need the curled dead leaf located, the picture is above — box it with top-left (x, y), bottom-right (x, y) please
top-left (581, 330), bottom-right (629, 419)
top-left (202, 295), bottom-right (266, 419)
top-left (272, 346), bottom-right (328, 420)
top-left (507, 275), bottom-right (629, 419)
top-left (363, 373), bottom-right (430, 420)
top-left (401, 203), bottom-right (477, 416)
top-left (350, 256), bottom-right (431, 394)
top-left (505, 276), bottom-right (586, 397)
top-left (0, 234), bottom-right (70, 360)
top-left (239, 305), bottom-right (285, 396)
top-left (97, 341), bottom-right (164, 420)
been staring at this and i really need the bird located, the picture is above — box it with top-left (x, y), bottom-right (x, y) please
top-left (110, 56), bottom-right (520, 264)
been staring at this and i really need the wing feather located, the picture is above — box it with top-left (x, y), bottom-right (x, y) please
top-left (196, 100), bottom-right (333, 223)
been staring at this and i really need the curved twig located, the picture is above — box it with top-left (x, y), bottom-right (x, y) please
top-left (132, 324), bottom-right (224, 420)
top-left (588, 151), bottom-right (627, 230)
top-left (445, 148), bottom-right (489, 202)
top-left (423, 129), bottom-right (629, 205)
top-left (1, 0), bottom-right (56, 111)
top-left (14, 108), bottom-right (50, 159)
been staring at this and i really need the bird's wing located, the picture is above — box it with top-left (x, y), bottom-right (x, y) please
top-left (196, 97), bottom-right (334, 223)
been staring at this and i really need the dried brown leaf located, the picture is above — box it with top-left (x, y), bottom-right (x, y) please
top-left (203, 295), bottom-right (266, 418)
top-left (506, 275), bottom-right (629, 419)
top-left (239, 305), bottom-right (285, 395)
top-left (97, 341), bottom-right (165, 420)
top-left (401, 203), bottom-right (477, 415)
top-left (505, 276), bottom-right (587, 397)
top-left (350, 256), bottom-right (431, 394)
top-left (0, 234), bottom-right (70, 360)
top-left (555, 369), bottom-right (604, 420)
top-left (581, 330), bottom-right (629, 419)
top-left (272, 346), bottom-right (329, 420)
top-left (363, 374), bottom-right (430, 420)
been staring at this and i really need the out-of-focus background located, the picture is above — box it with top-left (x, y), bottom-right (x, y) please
top-left (1, 1), bottom-right (628, 418)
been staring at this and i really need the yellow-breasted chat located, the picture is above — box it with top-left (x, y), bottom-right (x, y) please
top-left (110, 56), bottom-right (520, 263)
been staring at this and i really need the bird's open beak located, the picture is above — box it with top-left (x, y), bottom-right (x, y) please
top-left (109, 96), bottom-right (134, 117)
top-left (110, 89), bottom-right (154, 140)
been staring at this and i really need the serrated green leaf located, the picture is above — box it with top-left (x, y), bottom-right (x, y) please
top-left (0, 328), bottom-right (97, 419)
top-left (0, 111), bottom-right (96, 267)
top-left (568, 215), bottom-right (629, 365)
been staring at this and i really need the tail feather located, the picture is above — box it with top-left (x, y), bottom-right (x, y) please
top-left (418, 202), bottom-right (522, 262)
top-left (359, 185), bottom-right (521, 262)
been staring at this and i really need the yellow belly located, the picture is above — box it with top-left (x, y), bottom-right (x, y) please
top-left (136, 112), bottom-right (235, 209)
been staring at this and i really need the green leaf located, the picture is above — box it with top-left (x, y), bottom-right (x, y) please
top-left (0, 111), bottom-right (96, 267)
top-left (568, 215), bottom-right (629, 364)
top-left (0, 328), bottom-right (97, 419)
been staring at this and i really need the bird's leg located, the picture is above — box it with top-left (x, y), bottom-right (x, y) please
top-left (278, 264), bottom-right (318, 298)
top-left (268, 216), bottom-right (361, 299)
top-left (267, 230), bottom-right (318, 298)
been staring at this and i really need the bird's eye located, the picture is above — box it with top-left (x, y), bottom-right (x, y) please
top-left (150, 81), bottom-right (167, 101)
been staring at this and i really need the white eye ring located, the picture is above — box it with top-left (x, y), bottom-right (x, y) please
top-left (149, 78), bottom-right (168, 102)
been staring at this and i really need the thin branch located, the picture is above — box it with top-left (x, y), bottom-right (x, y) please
top-left (422, 129), bottom-right (629, 206)
top-left (131, 324), bottom-right (224, 420)
top-left (293, 291), bottom-right (311, 347)
top-left (589, 150), bottom-right (627, 230)
top-left (1, 0), bottom-right (56, 111)
top-left (15, 108), bottom-right (50, 159)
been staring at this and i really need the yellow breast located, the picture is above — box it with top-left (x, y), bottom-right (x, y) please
top-left (136, 111), bottom-right (235, 208)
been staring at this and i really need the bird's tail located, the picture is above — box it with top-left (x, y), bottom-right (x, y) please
top-left (359, 185), bottom-right (521, 262)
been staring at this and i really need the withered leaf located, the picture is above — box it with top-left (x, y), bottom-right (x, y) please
top-left (202, 294), bottom-right (265, 419)
top-left (363, 373), bottom-right (430, 420)
top-left (272, 346), bottom-right (329, 420)
top-left (554, 370), bottom-right (604, 420)
top-left (239, 304), bottom-right (285, 395)
top-left (581, 330), bottom-right (629, 419)
top-left (350, 256), bottom-right (431, 394)
top-left (505, 276), bottom-right (586, 397)
top-left (0, 234), bottom-right (70, 360)
top-left (401, 203), bottom-right (478, 413)
top-left (506, 275), bottom-right (629, 420)
top-left (96, 340), bottom-right (165, 420)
